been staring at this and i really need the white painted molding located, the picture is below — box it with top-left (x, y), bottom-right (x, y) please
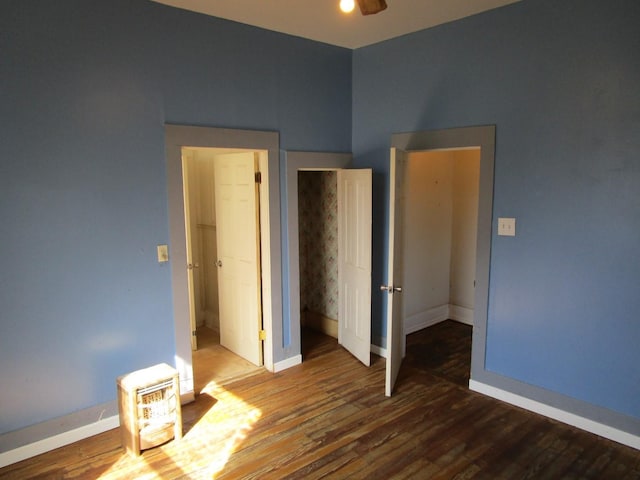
top-left (178, 375), bottom-right (194, 402)
top-left (274, 355), bottom-right (302, 373)
top-left (371, 344), bottom-right (387, 359)
top-left (404, 304), bottom-right (449, 334)
top-left (0, 415), bottom-right (120, 469)
top-left (180, 390), bottom-right (195, 404)
top-left (469, 380), bottom-right (640, 451)
top-left (449, 304), bottom-right (473, 325)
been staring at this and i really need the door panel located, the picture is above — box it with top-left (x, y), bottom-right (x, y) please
top-left (214, 152), bottom-right (262, 366)
top-left (182, 150), bottom-right (198, 351)
top-left (338, 169), bottom-right (373, 366)
top-left (385, 148), bottom-right (407, 396)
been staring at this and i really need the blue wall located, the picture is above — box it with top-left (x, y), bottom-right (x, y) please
top-left (353, 0), bottom-right (640, 420)
top-left (0, 0), bottom-right (351, 435)
top-left (2, 0), bottom-right (638, 443)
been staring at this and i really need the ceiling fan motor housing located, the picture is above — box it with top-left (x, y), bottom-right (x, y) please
top-left (357, 0), bottom-right (387, 15)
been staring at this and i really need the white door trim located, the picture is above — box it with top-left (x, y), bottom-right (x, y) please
top-left (181, 149), bottom-right (199, 352)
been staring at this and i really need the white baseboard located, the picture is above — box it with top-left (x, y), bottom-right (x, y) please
top-left (449, 304), bottom-right (473, 325)
top-left (405, 304), bottom-right (474, 333)
top-left (274, 355), bottom-right (302, 373)
top-left (405, 304), bottom-right (449, 334)
top-left (371, 343), bottom-right (387, 359)
top-left (0, 415), bottom-right (120, 469)
top-left (469, 380), bottom-right (640, 451)
top-left (180, 390), bottom-right (195, 404)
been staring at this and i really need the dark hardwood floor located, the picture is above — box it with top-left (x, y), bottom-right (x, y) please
top-left (1, 321), bottom-right (638, 479)
top-left (401, 320), bottom-right (473, 388)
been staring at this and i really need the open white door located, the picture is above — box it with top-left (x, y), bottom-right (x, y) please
top-left (181, 150), bottom-right (198, 351)
top-left (214, 152), bottom-right (263, 366)
top-left (384, 148), bottom-right (407, 396)
top-left (338, 169), bottom-right (373, 366)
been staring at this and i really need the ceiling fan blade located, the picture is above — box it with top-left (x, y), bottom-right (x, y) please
top-left (356, 0), bottom-right (387, 15)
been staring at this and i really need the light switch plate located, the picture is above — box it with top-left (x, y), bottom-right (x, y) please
top-left (157, 244), bottom-right (169, 262)
top-left (498, 217), bottom-right (516, 236)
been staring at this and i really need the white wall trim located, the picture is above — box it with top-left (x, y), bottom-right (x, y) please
top-left (274, 355), bottom-right (302, 373)
top-left (469, 380), bottom-right (640, 451)
top-left (405, 304), bottom-right (449, 334)
top-left (371, 344), bottom-right (387, 359)
top-left (180, 390), bottom-right (195, 405)
top-left (0, 415), bottom-right (120, 469)
top-left (449, 304), bottom-right (473, 325)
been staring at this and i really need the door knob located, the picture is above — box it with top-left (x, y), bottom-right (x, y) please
top-left (380, 285), bottom-right (402, 293)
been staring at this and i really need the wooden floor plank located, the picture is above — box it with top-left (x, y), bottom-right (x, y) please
top-left (1, 321), bottom-right (638, 479)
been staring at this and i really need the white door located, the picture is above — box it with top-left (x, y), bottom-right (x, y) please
top-left (384, 148), bottom-right (407, 396)
top-left (338, 169), bottom-right (373, 366)
top-left (181, 151), bottom-right (198, 351)
top-left (214, 152), bottom-right (263, 366)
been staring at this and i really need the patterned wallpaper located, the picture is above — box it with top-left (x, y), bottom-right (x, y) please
top-left (298, 171), bottom-right (339, 320)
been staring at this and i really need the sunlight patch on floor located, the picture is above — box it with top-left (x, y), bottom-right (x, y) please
top-left (98, 381), bottom-right (261, 479)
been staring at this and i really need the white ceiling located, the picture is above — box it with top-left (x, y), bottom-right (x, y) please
top-left (151, 0), bottom-right (520, 49)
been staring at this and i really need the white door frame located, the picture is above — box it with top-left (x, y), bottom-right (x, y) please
top-left (165, 125), bottom-right (281, 402)
top-left (181, 149), bottom-right (199, 352)
top-left (389, 125), bottom-right (495, 392)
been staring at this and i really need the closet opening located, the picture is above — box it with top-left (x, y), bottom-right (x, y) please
top-left (297, 170), bottom-right (340, 359)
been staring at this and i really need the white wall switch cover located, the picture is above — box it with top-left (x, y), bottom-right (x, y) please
top-left (157, 244), bottom-right (169, 262)
top-left (498, 217), bottom-right (516, 236)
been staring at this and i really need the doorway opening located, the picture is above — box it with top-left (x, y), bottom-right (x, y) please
top-left (182, 147), bottom-right (266, 392)
top-left (297, 170), bottom-right (340, 357)
top-left (165, 125), bottom-right (281, 402)
top-left (284, 152), bottom-right (374, 368)
top-left (386, 125), bottom-right (495, 396)
top-left (402, 148), bottom-right (480, 386)
top-left (296, 166), bottom-right (373, 366)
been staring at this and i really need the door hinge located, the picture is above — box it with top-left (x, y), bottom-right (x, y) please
top-left (259, 329), bottom-right (267, 341)
top-left (255, 171), bottom-right (262, 184)
top-left (192, 330), bottom-right (197, 337)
